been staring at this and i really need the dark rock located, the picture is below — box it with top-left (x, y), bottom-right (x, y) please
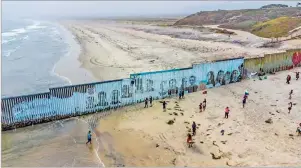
top-left (156, 144), bottom-right (159, 147)
top-left (275, 133), bottom-right (278, 136)
top-left (289, 134), bottom-right (294, 137)
top-left (173, 112), bottom-right (178, 116)
top-left (197, 124), bottom-right (201, 126)
top-left (221, 140), bottom-right (227, 144)
top-left (169, 113), bottom-right (173, 115)
top-left (200, 141), bottom-right (204, 144)
top-left (210, 153), bottom-right (221, 160)
top-left (181, 113), bottom-right (184, 116)
top-left (171, 158), bottom-right (176, 165)
top-left (167, 120), bottom-right (174, 125)
top-left (227, 133), bottom-right (233, 136)
top-left (265, 118), bottom-right (273, 124)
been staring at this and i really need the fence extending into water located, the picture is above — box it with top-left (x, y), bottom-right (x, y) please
top-left (1, 48), bottom-right (301, 131)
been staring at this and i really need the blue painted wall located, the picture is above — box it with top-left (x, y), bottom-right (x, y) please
top-left (1, 58), bottom-right (244, 125)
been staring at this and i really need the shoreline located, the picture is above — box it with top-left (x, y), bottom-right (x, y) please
top-left (52, 22), bottom-right (98, 86)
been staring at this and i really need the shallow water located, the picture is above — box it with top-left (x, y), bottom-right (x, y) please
top-left (1, 117), bottom-right (102, 167)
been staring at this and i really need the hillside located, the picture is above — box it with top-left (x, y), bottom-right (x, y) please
top-left (251, 17), bottom-right (301, 38)
top-left (173, 7), bottom-right (301, 34)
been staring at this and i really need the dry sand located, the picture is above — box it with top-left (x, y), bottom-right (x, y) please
top-left (57, 20), bottom-right (301, 83)
top-left (3, 67), bottom-right (300, 167)
top-left (95, 67), bottom-right (301, 166)
top-left (2, 20), bottom-right (301, 167)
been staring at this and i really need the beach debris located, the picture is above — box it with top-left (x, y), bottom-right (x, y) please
top-left (167, 120), bottom-right (175, 125)
top-left (227, 133), bottom-right (233, 136)
top-left (200, 141), bottom-right (204, 144)
top-left (210, 152), bottom-right (222, 160)
top-left (265, 118), bottom-right (273, 124)
top-left (275, 133), bottom-right (278, 136)
top-left (173, 112), bottom-right (178, 116)
top-left (289, 134), bottom-right (294, 137)
top-left (180, 112), bottom-right (184, 116)
top-left (156, 144), bottom-right (159, 148)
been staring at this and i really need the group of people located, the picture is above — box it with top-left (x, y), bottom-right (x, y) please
top-left (199, 99), bottom-right (207, 112)
top-left (144, 96), bottom-right (153, 108)
top-left (286, 72), bottom-right (300, 84)
top-left (179, 90), bottom-right (185, 99)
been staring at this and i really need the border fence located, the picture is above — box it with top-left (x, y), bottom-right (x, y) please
top-left (1, 49), bottom-right (301, 131)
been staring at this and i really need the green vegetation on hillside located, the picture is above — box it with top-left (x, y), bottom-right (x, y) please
top-left (251, 17), bottom-right (301, 38)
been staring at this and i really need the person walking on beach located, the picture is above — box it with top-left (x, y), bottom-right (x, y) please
top-left (182, 90), bottom-right (185, 98)
top-left (192, 121), bottom-right (196, 136)
top-left (144, 98), bottom-right (148, 108)
top-left (288, 102), bottom-right (293, 113)
top-left (149, 96), bottom-right (153, 107)
top-left (289, 90), bottom-right (293, 100)
top-left (163, 101), bottom-right (167, 111)
top-left (86, 131), bottom-right (92, 145)
top-left (199, 103), bottom-right (203, 112)
top-left (296, 72), bottom-right (300, 80)
top-left (203, 99), bottom-right (207, 111)
top-left (297, 123), bottom-right (301, 135)
top-left (225, 107), bottom-right (230, 119)
top-left (186, 133), bottom-right (194, 148)
top-left (286, 75), bottom-right (291, 84)
top-left (242, 95), bottom-right (247, 108)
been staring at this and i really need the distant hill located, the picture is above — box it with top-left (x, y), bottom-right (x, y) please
top-left (173, 6), bottom-right (301, 37)
top-left (251, 17), bottom-right (301, 38)
top-left (260, 4), bottom-right (288, 9)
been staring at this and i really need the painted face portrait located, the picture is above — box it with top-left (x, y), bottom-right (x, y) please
top-left (207, 71), bottom-right (215, 86)
top-left (223, 71), bottom-right (231, 85)
top-left (169, 79), bottom-right (177, 89)
top-left (216, 70), bottom-right (224, 84)
top-left (230, 70), bottom-right (239, 83)
top-left (189, 76), bottom-right (196, 86)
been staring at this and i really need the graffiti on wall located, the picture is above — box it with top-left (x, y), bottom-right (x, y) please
top-left (1, 58), bottom-right (245, 125)
top-left (292, 52), bottom-right (301, 66)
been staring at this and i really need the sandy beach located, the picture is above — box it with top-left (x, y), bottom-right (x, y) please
top-left (2, 19), bottom-right (301, 167)
top-left (2, 67), bottom-right (300, 167)
top-left (55, 20), bottom-right (301, 84)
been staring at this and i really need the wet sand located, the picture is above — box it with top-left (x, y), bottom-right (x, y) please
top-left (3, 67), bottom-right (300, 166)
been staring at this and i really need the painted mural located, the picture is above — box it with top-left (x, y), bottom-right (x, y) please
top-left (243, 49), bottom-right (301, 78)
top-left (3, 48), bottom-right (301, 129)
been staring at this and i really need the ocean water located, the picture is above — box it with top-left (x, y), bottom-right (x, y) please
top-left (2, 18), bottom-right (71, 97)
